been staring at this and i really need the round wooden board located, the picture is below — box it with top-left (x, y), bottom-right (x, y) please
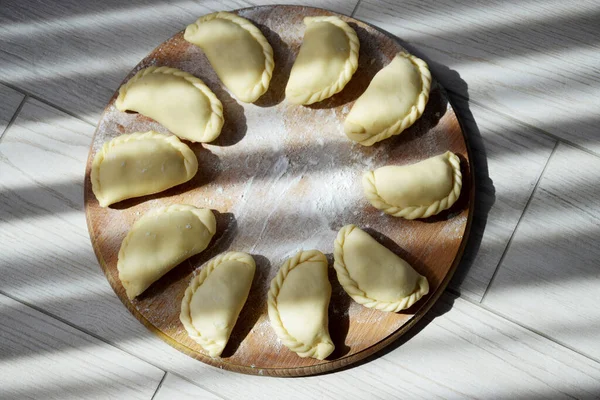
top-left (84, 5), bottom-right (474, 377)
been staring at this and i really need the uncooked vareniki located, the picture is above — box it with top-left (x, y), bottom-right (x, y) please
top-left (180, 252), bottom-right (256, 357)
top-left (333, 225), bottom-right (429, 312)
top-left (285, 16), bottom-right (359, 105)
top-left (185, 12), bottom-right (274, 103)
top-left (344, 52), bottom-right (431, 146)
top-left (91, 131), bottom-right (198, 207)
top-left (115, 66), bottom-right (223, 143)
top-left (363, 151), bottom-right (462, 219)
top-left (118, 205), bottom-right (216, 299)
top-left (268, 250), bottom-right (334, 360)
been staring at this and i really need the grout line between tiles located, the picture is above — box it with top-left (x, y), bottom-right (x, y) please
top-left (0, 81), bottom-right (96, 128)
top-left (351, 0), bottom-right (363, 17)
top-left (0, 95), bottom-right (28, 143)
top-left (455, 290), bottom-right (600, 365)
top-left (1, 39), bottom-right (596, 392)
top-left (0, 289), bottom-right (228, 400)
top-left (447, 88), bottom-right (600, 160)
top-left (2, 275), bottom-right (597, 392)
top-left (163, 373), bottom-right (229, 400)
top-left (480, 140), bottom-right (560, 303)
top-left (0, 289), bottom-right (153, 357)
top-left (150, 371), bottom-right (168, 400)
top-left (2, 26), bottom-right (599, 164)
top-left (7, 39), bottom-right (599, 166)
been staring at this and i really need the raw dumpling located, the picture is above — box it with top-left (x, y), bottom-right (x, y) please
top-left (285, 16), bottom-right (359, 105)
top-left (180, 252), bottom-right (256, 357)
top-left (333, 225), bottom-right (429, 312)
top-left (91, 131), bottom-right (198, 207)
top-left (118, 205), bottom-right (216, 299)
top-left (363, 151), bottom-right (462, 219)
top-left (115, 66), bottom-right (224, 143)
top-left (184, 12), bottom-right (274, 103)
top-left (344, 52), bottom-right (431, 146)
top-left (268, 250), bottom-right (334, 360)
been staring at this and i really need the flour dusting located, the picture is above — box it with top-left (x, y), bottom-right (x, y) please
top-left (87, 6), bottom-right (466, 367)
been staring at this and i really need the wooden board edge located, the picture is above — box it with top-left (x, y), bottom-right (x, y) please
top-left (81, 4), bottom-right (477, 377)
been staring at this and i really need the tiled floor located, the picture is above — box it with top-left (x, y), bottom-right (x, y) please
top-left (483, 143), bottom-right (600, 361)
top-left (446, 95), bottom-right (557, 301)
top-left (355, 0), bottom-right (600, 155)
top-left (1, 1), bottom-right (599, 398)
top-left (0, 84), bottom-right (23, 137)
top-left (0, 295), bottom-right (164, 400)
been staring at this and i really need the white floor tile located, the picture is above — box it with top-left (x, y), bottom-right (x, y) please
top-left (153, 374), bottom-right (223, 400)
top-left (0, 84), bottom-right (24, 138)
top-left (0, 0), bottom-right (357, 124)
top-left (0, 294), bottom-right (164, 400)
top-left (0, 0), bottom-right (251, 123)
top-left (448, 96), bottom-right (556, 300)
top-left (355, 0), bottom-right (600, 154)
top-left (484, 143), bottom-right (600, 361)
top-left (158, 295), bottom-right (600, 399)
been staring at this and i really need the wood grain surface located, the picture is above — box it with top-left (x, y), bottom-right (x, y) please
top-left (355, 0), bottom-right (600, 155)
top-left (446, 97), bottom-right (557, 301)
top-left (84, 5), bottom-right (473, 376)
top-left (0, 294), bottom-right (164, 400)
top-left (154, 294), bottom-right (600, 399)
top-left (0, 84), bottom-right (24, 138)
top-left (484, 143), bottom-right (600, 360)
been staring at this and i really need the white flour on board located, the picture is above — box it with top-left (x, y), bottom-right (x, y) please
top-left (205, 98), bottom-right (394, 279)
top-left (85, 6), bottom-right (470, 369)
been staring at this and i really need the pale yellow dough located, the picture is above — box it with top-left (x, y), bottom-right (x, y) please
top-left (184, 12), bottom-right (274, 103)
top-left (268, 250), bottom-right (334, 360)
top-left (363, 151), bottom-right (462, 219)
top-left (115, 66), bottom-right (223, 143)
top-left (285, 16), bottom-right (359, 105)
top-left (180, 252), bottom-right (256, 357)
top-left (117, 205), bottom-right (216, 299)
top-left (344, 52), bottom-right (431, 146)
top-left (90, 131), bottom-right (198, 207)
top-left (333, 225), bottom-right (429, 312)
